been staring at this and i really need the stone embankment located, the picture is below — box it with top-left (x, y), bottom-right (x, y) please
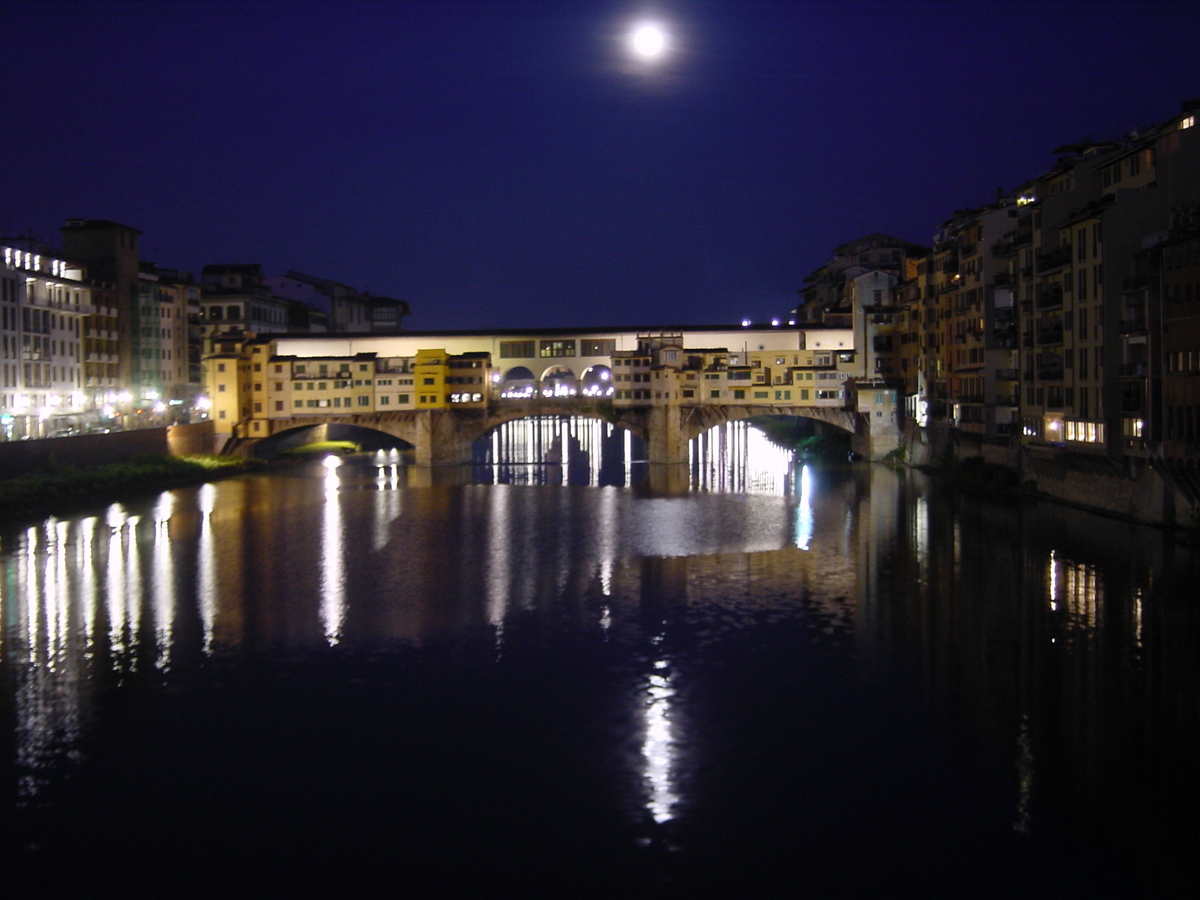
top-left (0, 422), bottom-right (262, 528)
top-left (901, 421), bottom-right (1195, 530)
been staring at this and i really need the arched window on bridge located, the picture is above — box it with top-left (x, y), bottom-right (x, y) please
top-left (540, 366), bottom-right (578, 398)
top-left (499, 366), bottom-right (536, 399)
top-left (580, 365), bottom-right (614, 398)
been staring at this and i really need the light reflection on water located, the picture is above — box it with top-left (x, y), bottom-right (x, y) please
top-left (321, 456), bottom-right (346, 645)
top-left (0, 442), bottom-right (1196, 894)
top-left (643, 656), bottom-right (678, 823)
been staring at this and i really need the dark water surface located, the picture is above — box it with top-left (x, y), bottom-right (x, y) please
top-left (1, 454), bottom-right (1197, 897)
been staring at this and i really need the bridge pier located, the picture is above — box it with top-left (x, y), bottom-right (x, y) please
top-left (848, 382), bottom-right (902, 461)
top-left (646, 405), bottom-right (689, 467)
top-left (412, 409), bottom-right (478, 467)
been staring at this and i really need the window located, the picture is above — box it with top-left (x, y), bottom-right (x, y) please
top-left (500, 340), bottom-right (536, 358)
top-left (357, 396), bottom-right (370, 407)
top-left (398, 394), bottom-right (409, 404)
top-left (274, 401), bottom-right (283, 411)
top-left (423, 377), bottom-right (435, 385)
top-left (733, 389), bottom-right (745, 399)
top-left (580, 339), bottom-right (615, 356)
top-left (710, 390), bottom-right (720, 398)
top-left (539, 339), bottom-right (576, 358)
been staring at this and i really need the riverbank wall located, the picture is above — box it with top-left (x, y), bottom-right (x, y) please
top-left (902, 421), bottom-right (1191, 528)
top-left (0, 422), bottom-right (215, 478)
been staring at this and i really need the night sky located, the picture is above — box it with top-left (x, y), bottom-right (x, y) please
top-left (4, 0), bottom-right (1199, 329)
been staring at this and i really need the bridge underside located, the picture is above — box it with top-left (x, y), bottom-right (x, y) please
top-left (241, 402), bottom-right (888, 466)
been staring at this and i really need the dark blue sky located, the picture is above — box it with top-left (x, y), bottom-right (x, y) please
top-left (4, 0), bottom-right (1198, 328)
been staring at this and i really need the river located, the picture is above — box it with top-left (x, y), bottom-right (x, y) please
top-left (1, 421), bottom-right (1197, 897)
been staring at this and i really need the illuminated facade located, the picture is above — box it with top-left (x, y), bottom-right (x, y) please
top-left (134, 265), bottom-right (196, 417)
top-left (203, 326), bottom-right (886, 451)
top-left (0, 241), bottom-right (92, 439)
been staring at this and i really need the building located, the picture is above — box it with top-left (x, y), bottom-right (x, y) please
top-left (137, 264), bottom-right (199, 419)
top-left (60, 219), bottom-right (142, 395)
top-left (265, 270), bottom-right (409, 333)
top-left (795, 233), bottom-right (927, 325)
top-left (200, 264), bottom-right (293, 344)
top-left (203, 326), bottom-right (874, 450)
top-left (0, 240), bottom-right (93, 438)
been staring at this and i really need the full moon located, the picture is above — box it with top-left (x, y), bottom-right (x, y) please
top-left (631, 23), bottom-right (666, 58)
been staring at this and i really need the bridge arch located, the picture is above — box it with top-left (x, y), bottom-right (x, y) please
top-left (676, 405), bottom-right (863, 448)
top-left (499, 366), bottom-right (536, 399)
top-left (540, 366), bottom-right (578, 398)
top-left (580, 365), bottom-right (614, 398)
top-left (251, 422), bottom-right (415, 459)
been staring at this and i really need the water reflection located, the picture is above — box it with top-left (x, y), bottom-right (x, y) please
top-left (322, 455), bottom-right (346, 645)
top-left (692, 420), bottom-right (794, 495)
top-left (476, 416), bottom-right (644, 486)
top-left (151, 493), bottom-right (176, 670)
top-left (0, 459), bottom-right (1195, 893)
top-left (643, 656), bottom-right (678, 823)
top-left (198, 483), bottom-right (218, 652)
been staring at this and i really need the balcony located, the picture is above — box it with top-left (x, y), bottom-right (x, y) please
top-left (995, 368), bottom-right (1019, 381)
top-left (1036, 244), bottom-right (1073, 272)
top-left (993, 394), bottom-right (1019, 406)
top-left (993, 272), bottom-right (1013, 287)
top-left (1036, 287), bottom-right (1064, 309)
top-left (1037, 366), bottom-right (1065, 381)
top-left (1036, 327), bottom-right (1064, 346)
top-left (992, 231), bottom-right (1032, 257)
top-left (1118, 362), bottom-right (1148, 378)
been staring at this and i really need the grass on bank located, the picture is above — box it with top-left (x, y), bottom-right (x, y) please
top-left (0, 454), bottom-right (264, 524)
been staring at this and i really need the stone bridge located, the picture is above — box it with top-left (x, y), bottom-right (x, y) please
top-left (241, 399), bottom-right (891, 466)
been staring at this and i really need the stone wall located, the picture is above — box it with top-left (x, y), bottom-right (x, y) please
top-left (0, 422), bottom-right (215, 478)
top-left (900, 422), bottom-right (1184, 527)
